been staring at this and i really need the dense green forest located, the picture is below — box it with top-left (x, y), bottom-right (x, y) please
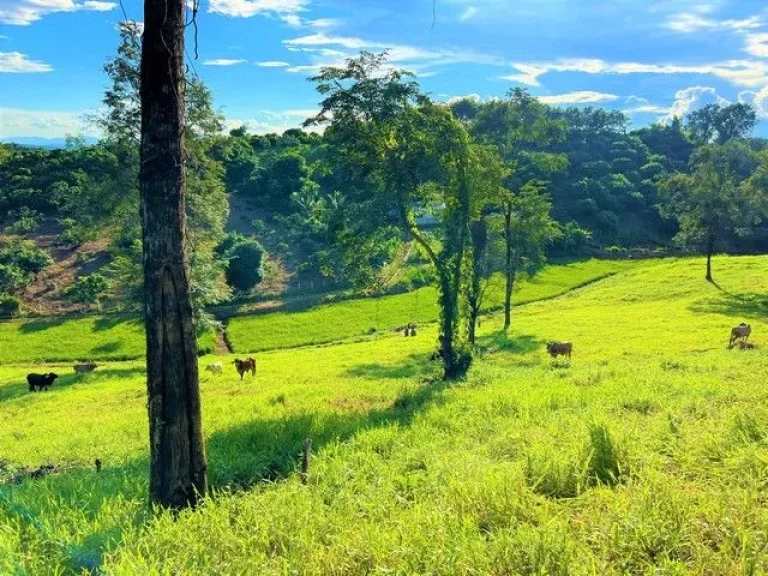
top-left (2, 37), bottom-right (768, 324)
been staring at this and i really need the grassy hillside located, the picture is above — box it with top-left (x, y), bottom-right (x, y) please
top-left (1, 255), bottom-right (767, 574)
top-left (225, 258), bottom-right (641, 353)
top-left (0, 259), bottom-right (636, 364)
top-left (0, 314), bottom-right (218, 364)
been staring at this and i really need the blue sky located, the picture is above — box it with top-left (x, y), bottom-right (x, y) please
top-left (1, 0), bottom-right (768, 140)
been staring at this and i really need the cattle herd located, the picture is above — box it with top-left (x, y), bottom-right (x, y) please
top-left (20, 321), bottom-right (759, 394)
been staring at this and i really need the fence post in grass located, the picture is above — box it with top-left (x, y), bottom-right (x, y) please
top-left (300, 438), bottom-right (312, 484)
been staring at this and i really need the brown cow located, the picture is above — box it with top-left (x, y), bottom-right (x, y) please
top-left (233, 357), bottom-right (257, 380)
top-left (546, 341), bottom-right (573, 359)
top-left (728, 323), bottom-right (751, 349)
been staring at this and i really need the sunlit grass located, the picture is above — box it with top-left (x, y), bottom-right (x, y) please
top-left (1, 255), bottom-right (767, 574)
top-left (225, 258), bottom-right (641, 353)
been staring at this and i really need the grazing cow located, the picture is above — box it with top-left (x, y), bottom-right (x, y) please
top-left (73, 362), bottom-right (97, 374)
top-left (546, 342), bottom-right (573, 359)
top-left (205, 362), bottom-right (223, 374)
top-left (27, 372), bottom-right (59, 392)
top-left (233, 357), bottom-right (256, 380)
top-left (728, 323), bottom-right (751, 349)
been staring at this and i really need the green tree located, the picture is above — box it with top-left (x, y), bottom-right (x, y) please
top-left (465, 144), bottom-right (509, 344)
top-left (97, 22), bottom-right (230, 324)
top-left (217, 233), bottom-right (266, 293)
top-left (660, 141), bottom-right (767, 281)
top-left (686, 103), bottom-right (757, 145)
top-left (471, 89), bottom-right (567, 329)
top-left (306, 52), bottom-right (477, 378)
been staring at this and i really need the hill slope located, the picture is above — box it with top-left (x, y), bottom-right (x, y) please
top-left (0, 255), bottom-right (767, 574)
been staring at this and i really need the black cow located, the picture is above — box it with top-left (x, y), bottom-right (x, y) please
top-left (27, 372), bottom-right (59, 392)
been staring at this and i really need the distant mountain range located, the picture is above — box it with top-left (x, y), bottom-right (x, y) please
top-left (1, 137), bottom-right (99, 149)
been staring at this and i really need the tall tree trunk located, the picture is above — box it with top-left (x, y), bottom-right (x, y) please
top-left (140, 0), bottom-right (208, 509)
top-left (705, 233), bottom-right (714, 282)
top-left (468, 219), bottom-right (487, 345)
top-left (503, 205), bottom-right (513, 330)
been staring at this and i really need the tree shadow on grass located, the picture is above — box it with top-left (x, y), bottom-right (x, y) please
top-left (93, 315), bottom-right (138, 332)
top-left (89, 341), bottom-right (123, 355)
top-left (345, 352), bottom-right (437, 380)
top-left (206, 377), bottom-right (450, 489)
top-left (1, 368), bottom-right (455, 572)
top-left (17, 317), bottom-right (67, 333)
top-left (475, 331), bottom-right (543, 355)
top-left (689, 292), bottom-right (768, 321)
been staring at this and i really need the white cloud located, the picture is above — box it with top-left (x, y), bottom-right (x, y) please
top-left (664, 12), bottom-right (762, 33)
top-left (256, 60), bottom-right (291, 67)
top-left (661, 86), bottom-right (728, 123)
top-left (224, 108), bottom-right (322, 135)
top-left (283, 33), bottom-right (503, 78)
top-left (0, 0), bottom-right (115, 25)
top-left (446, 94), bottom-right (482, 105)
top-left (281, 13), bottom-right (302, 27)
top-left (626, 104), bottom-right (673, 114)
top-left (0, 51), bottom-right (52, 73)
top-left (538, 91), bottom-right (619, 105)
top-left (460, 6), bottom-right (478, 21)
top-left (208, 0), bottom-right (306, 19)
top-left (308, 18), bottom-right (340, 28)
top-left (502, 58), bottom-right (768, 88)
top-left (203, 58), bottom-right (247, 66)
top-left (285, 33), bottom-right (368, 50)
top-left (745, 33), bottom-right (768, 58)
top-left (0, 107), bottom-right (100, 138)
top-left (739, 87), bottom-right (768, 119)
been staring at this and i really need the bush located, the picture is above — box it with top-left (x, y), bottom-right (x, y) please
top-left (217, 233), bottom-right (265, 293)
top-left (0, 264), bottom-right (29, 293)
top-left (7, 207), bottom-right (42, 234)
top-left (0, 293), bottom-right (21, 318)
top-left (0, 240), bottom-right (53, 277)
top-left (226, 241), bottom-right (265, 293)
top-left (65, 273), bottom-right (110, 305)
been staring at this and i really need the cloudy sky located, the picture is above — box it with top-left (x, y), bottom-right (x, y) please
top-left (1, 0), bottom-right (768, 141)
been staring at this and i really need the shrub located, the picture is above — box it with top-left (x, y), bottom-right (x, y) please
top-left (0, 264), bottom-right (29, 293)
top-left (0, 240), bottom-right (53, 277)
top-left (217, 233), bottom-right (265, 293)
top-left (65, 273), bottom-right (110, 305)
top-left (0, 293), bottom-right (21, 318)
top-left (7, 207), bottom-right (42, 234)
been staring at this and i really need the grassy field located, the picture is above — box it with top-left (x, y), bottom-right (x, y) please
top-left (225, 258), bottom-right (641, 353)
top-left (0, 259), bottom-right (636, 364)
top-left (1, 255), bottom-right (767, 574)
top-left (0, 314), bottom-right (220, 364)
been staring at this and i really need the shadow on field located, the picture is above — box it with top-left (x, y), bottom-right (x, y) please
top-left (476, 331), bottom-right (543, 355)
top-left (93, 315), bottom-right (138, 331)
top-left (345, 352), bottom-right (434, 380)
top-left (90, 340), bottom-right (123, 355)
top-left (206, 377), bottom-right (450, 489)
top-left (18, 317), bottom-right (67, 333)
top-left (690, 292), bottom-right (768, 321)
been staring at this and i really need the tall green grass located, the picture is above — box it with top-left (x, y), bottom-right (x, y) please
top-left (1, 255), bottom-right (767, 574)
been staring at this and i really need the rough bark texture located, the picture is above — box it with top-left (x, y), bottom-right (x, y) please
top-left (140, 0), bottom-right (208, 508)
